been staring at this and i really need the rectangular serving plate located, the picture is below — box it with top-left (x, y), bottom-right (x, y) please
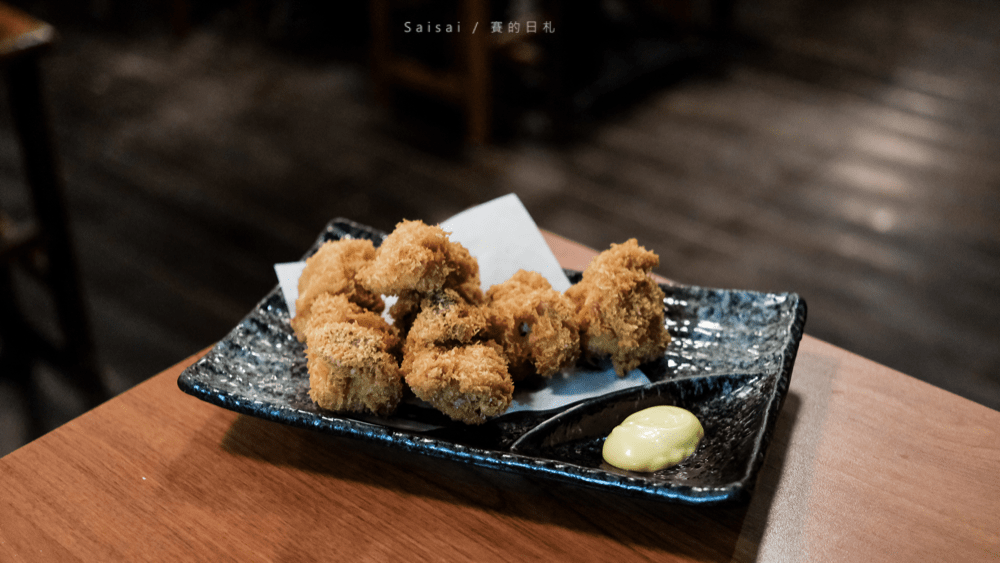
top-left (178, 219), bottom-right (806, 505)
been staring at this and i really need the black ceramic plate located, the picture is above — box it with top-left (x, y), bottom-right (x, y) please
top-left (177, 219), bottom-right (807, 505)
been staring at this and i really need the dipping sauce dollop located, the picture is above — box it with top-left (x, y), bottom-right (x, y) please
top-left (602, 405), bottom-right (704, 472)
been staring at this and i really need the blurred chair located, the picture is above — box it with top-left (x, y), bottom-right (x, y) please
top-left (370, 0), bottom-right (499, 145)
top-left (370, 0), bottom-right (732, 144)
top-left (0, 3), bottom-right (107, 430)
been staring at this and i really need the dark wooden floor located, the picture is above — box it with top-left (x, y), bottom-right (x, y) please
top-left (2, 0), bottom-right (998, 456)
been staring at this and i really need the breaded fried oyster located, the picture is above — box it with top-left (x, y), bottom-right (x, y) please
top-left (485, 270), bottom-right (580, 380)
top-left (304, 302), bottom-right (403, 416)
top-left (404, 289), bottom-right (489, 349)
top-left (398, 288), bottom-right (512, 424)
top-left (403, 344), bottom-right (513, 425)
top-left (565, 239), bottom-right (671, 376)
top-left (292, 238), bottom-right (383, 339)
top-left (302, 293), bottom-right (401, 355)
top-left (356, 220), bottom-right (483, 303)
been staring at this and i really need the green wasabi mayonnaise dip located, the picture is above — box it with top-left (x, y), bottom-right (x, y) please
top-left (602, 405), bottom-right (704, 472)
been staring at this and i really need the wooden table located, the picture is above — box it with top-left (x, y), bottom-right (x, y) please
top-left (2, 233), bottom-right (998, 561)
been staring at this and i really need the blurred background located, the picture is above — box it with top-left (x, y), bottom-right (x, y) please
top-left (1, 0), bottom-right (997, 457)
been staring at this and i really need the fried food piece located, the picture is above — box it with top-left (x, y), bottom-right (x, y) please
top-left (387, 286), bottom-right (484, 345)
top-left (398, 289), bottom-right (511, 424)
top-left (403, 344), bottom-right (513, 424)
top-left (292, 238), bottom-right (383, 339)
top-left (485, 270), bottom-right (580, 380)
top-left (407, 289), bottom-right (489, 347)
top-left (302, 293), bottom-right (401, 356)
top-left (565, 239), bottom-right (671, 376)
top-left (399, 289), bottom-right (490, 374)
top-left (356, 220), bottom-right (483, 302)
top-left (441, 242), bottom-right (484, 304)
top-left (305, 321), bottom-right (403, 416)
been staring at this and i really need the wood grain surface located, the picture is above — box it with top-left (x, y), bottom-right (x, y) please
top-left (2, 234), bottom-right (998, 562)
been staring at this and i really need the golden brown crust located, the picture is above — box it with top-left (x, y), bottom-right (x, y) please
top-left (305, 323), bottom-right (403, 416)
top-left (302, 293), bottom-right (401, 356)
top-left (441, 242), bottom-right (484, 304)
top-left (292, 239), bottom-right (382, 339)
top-left (298, 289), bottom-right (402, 417)
top-left (402, 344), bottom-right (513, 424)
top-left (485, 270), bottom-right (580, 381)
top-left (565, 239), bottom-right (671, 376)
top-left (356, 220), bottom-right (482, 301)
top-left (408, 289), bottom-right (490, 346)
top-left (399, 289), bottom-right (491, 378)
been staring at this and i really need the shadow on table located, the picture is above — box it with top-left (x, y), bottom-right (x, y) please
top-left (208, 390), bottom-right (802, 561)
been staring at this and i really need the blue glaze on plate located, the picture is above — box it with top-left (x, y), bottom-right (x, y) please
top-left (177, 219), bottom-right (806, 505)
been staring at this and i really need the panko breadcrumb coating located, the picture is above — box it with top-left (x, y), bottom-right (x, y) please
top-left (406, 289), bottom-right (489, 347)
top-left (302, 293), bottom-right (401, 356)
top-left (440, 242), bottom-right (484, 304)
top-left (305, 322), bottom-right (403, 416)
top-left (565, 239), bottom-right (671, 376)
top-left (485, 270), bottom-right (580, 381)
top-left (356, 220), bottom-right (483, 302)
top-left (398, 288), bottom-right (511, 424)
top-left (403, 344), bottom-right (513, 424)
top-left (292, 239), bottom-right (383, 340)
top-left (293, 241), bottom-right (402, 416)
